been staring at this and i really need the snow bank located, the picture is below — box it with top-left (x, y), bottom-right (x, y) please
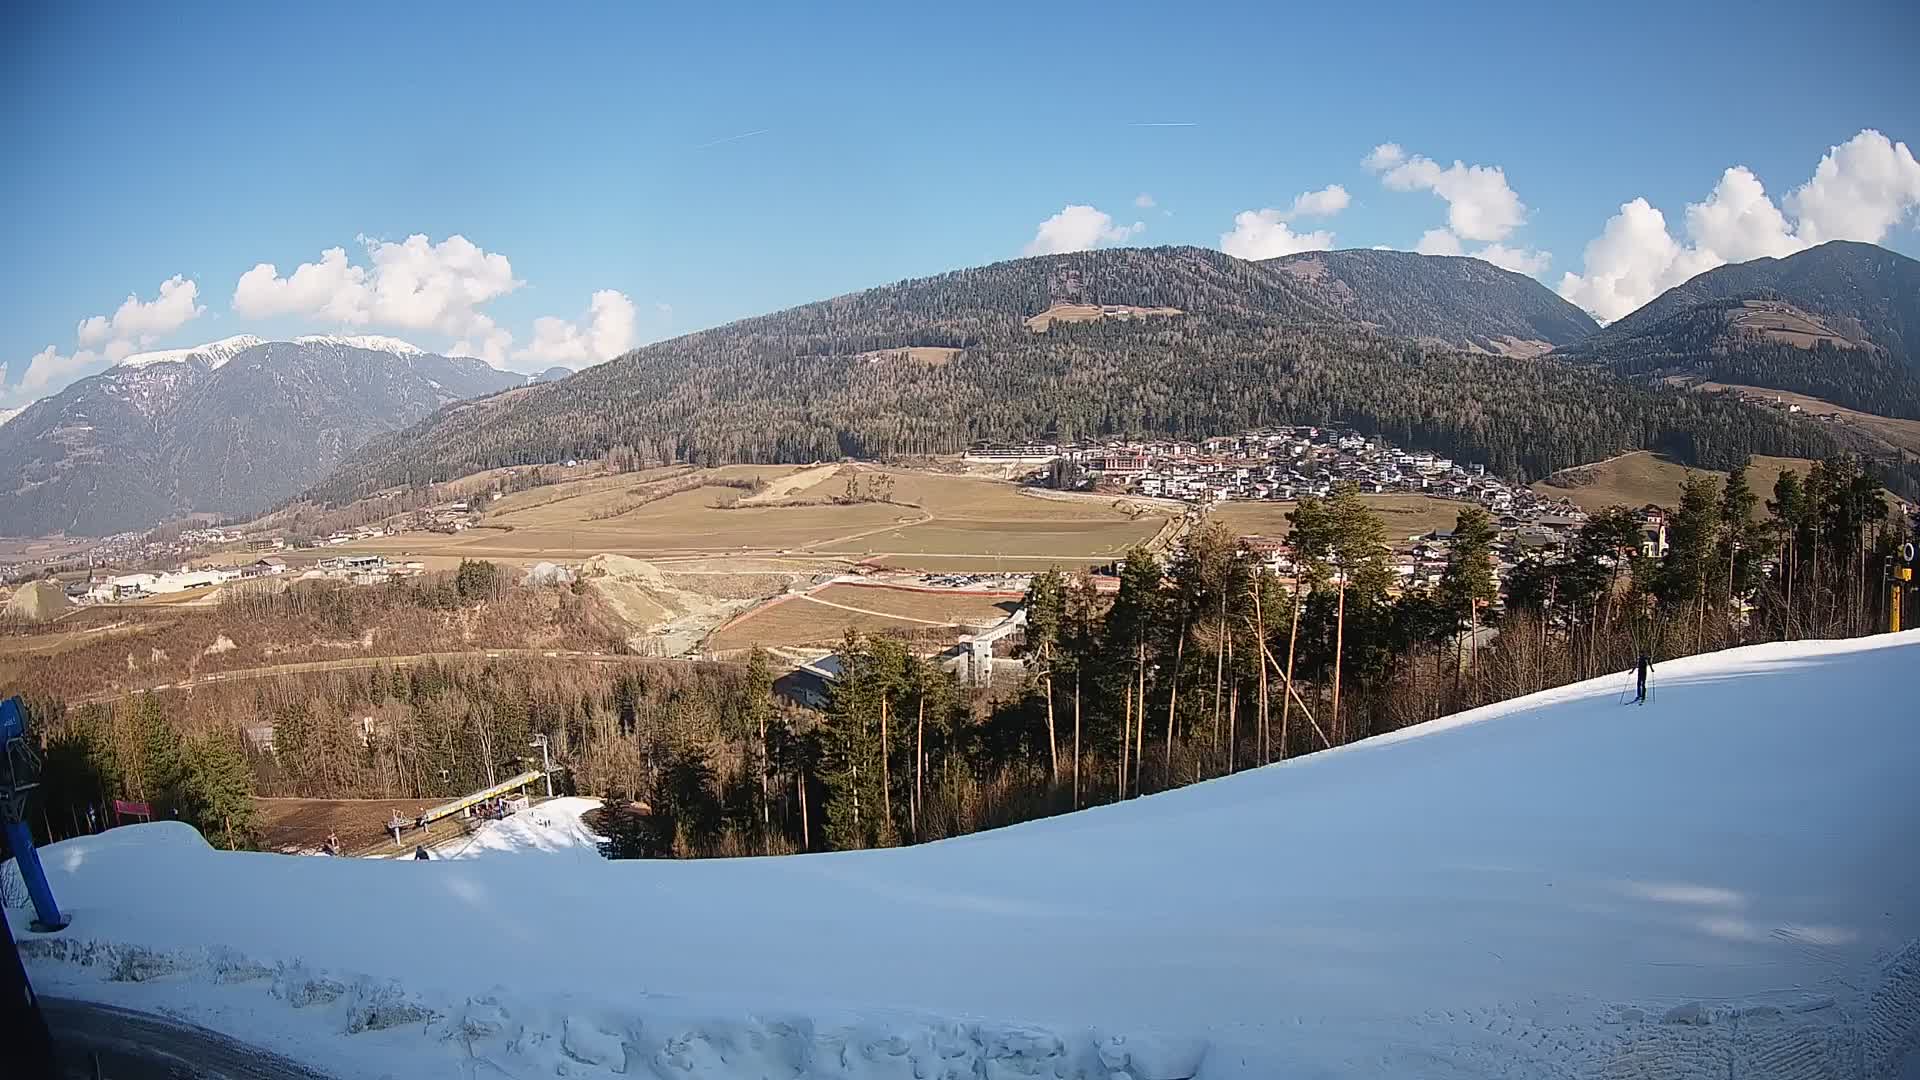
top-left (438, 796), bottom-right (606, 860)
top-left (12, 632), bottom-right (1920, 1078)
top-left (523, 561), bottom-right (576, 587)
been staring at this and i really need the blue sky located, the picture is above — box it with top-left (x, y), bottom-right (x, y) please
top-left (3, 0), bottom-right (1916, 410)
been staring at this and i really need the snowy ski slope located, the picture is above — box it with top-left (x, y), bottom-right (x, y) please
top-left (10, 632), bottom-right (1920, 1078)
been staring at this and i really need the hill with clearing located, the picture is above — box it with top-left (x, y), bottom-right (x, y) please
top-left (1530, 451), bottom-right (1819, 513)
top-left (1564, 240), bottom-right (1920, 419)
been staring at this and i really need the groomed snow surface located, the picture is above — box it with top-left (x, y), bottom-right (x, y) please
top-left (437, 796), bottom-right (607, 861)
top-left (11, 633), bottom-right (1920, 1078)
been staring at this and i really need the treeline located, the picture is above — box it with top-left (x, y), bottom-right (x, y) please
top-left (4, 564), bottom-right (627, 706)
top-left (306, 246), bottom-right (1833, 504)
top-left (17, 458), bottom-right (1908, 858)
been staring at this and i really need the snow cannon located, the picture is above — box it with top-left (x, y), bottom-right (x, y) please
top-left (1, 696), bottom-right (67, 931)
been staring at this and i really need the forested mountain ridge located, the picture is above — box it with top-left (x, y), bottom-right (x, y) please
top-left (1562, 241), bottom-right (1920, 418)
top-left (0, 338), bottom-right (521, 536)
top-left (308, 246), bottom-right (1836, 506)
top-left (1266, 248), bottom-right (1598, 355)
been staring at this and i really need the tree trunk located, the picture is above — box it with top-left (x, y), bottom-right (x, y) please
top-left (1281, 580), bottom-right (1302, 761)
top-left (1227, 669), bottom-right (1237, 774)
top-left (797, 770), bottom-right (809, 850)
top-left (758, 709), bottom-right (770, 851)
top-left (880, 697), bottom-right (891, 837)
top-left (1044, 670), bottom-right (1058, 785)
top-left (1253, 578), bottom-right (1269, 765)
top-left (1212, 591), bottom-right (1226, 771)
top-left (1331, 579), bottom-right (1346, 745)
top-left (1134, 637), bottom-right (1146, 794)
top-left (1072, 670), bottom-right (1082, 809)
top-left (1163, 627), bottom-right (1186, 786)
top-left (1468, 599), bottom-right (1479, 704)
top-left (1119, 683), bottom-right (1131, 801)
top-left (913, 695), bottom-right (925, 840)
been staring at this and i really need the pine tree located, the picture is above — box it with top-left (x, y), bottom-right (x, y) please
top-left (133, 693), bottom-right (183, 813)
top-left (1016, 568), bottom-right (1066, 783)
top-left (743, 647), bottom-right (776, 848)
top-left (178, 734), bottom-right (259, 849)
top-left (1439, 505), bottom-right (1500, 693)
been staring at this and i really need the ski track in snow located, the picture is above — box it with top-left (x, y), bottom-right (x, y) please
top-left (11, 631), bottom-right (1920, 1078)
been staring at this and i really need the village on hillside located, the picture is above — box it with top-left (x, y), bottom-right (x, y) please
top-left (971, 425), bottom-right (1671, 593)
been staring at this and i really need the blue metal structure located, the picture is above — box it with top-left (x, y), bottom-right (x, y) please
top-left (1, 696), bottom-right (67, 932)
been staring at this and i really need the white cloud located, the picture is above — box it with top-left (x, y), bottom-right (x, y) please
top-left (1285, 184), bottom-right (1351, 219)
top-left (8, 276), bottom-right (205, 402)
top-left (1557, 129), bottom-right (1920, 322)
top-left (233, 246), bottom-right (368, 323)
top-left (1683, 166), bottom-right (1801, 263)
top-left (1134, 193), bottom-right (1156, 209)
top-left (1786, 129), bottom-right (1920, 244)
top-left (1022, 205), bottom-right (1145, 256)
top-left (1362, 143), bottom-right (1405, 172)
top-left (1365, 144), bottom-right (1528, 243)
top-left (20, 345), bottom-right (103, 394)
top-left (1415, 228), bottom-right (1464, 256)
top-left (1219, 184), bottom-right (1349, 259)
top-left (1220, 210), bottom-right (1336, 259)
top-left (74, 276), bottom-right (205, 351)
top-left (447, 313), bottom-right (513, 367)
top-left (512, 290), bottom-right (639, 369)
top-left (1474, 243), bottom-right (1553, 275)
top-left (232, 234), bottom-right (523, 351)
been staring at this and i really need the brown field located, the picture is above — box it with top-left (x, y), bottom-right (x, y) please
top-left (707, 596), bottom-right (952, 653)
top-left (1530, 452), bottom-right (1818, 514)
top-left (852, 346), bottom-right (963, 367)
top-left (328, 464), bottom-right (1170, 574)
top-left (1210, 495), bottom-right (1473, 545)
top-left (1025, 303), bottom-right (1183, 332)
top-left (807, 583), bottom-right (1019, 625)
top-left (253, 796), bottom-right (443, 854)
top-left (869, 554), bottom-right (1118, 572)
top-left (0, 535), bottom-right (94, 561)
top-left (1691, 382), bottom-right (1920, 456)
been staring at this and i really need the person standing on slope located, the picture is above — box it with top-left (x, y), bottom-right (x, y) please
top-left (1635, 651), bottom-right (1653, 704)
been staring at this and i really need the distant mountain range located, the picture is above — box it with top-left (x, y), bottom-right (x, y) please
top-left (0, 336), bottom-right (521, 536)
top-left (307, 245), bottom-right (1834, 507)
top-left (15, 241), bottom-right (1914, 536)
top-left (1560, 241), bottom-right (1920, 418)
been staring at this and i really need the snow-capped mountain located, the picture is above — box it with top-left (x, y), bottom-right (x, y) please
top-left (0, 405), bottom-right (22, 428)
top-left (291, 333), bottom-right (428, 357)
top-left (0, 336), bottom-right (521, 536)
top-left (115, 333), bottom-right (268, 370)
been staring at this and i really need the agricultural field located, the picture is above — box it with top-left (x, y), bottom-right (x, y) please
top-left (1209, 494), bottom-right (1472, 547)
top-left (804, 583), bottom-right (1019, 626)
top-left (1530, 452), bottom-right (1818, 515)
top-left (329, 463), bottom-right (1171, 572)
top-left (707, 595), bottom-right (958, 654)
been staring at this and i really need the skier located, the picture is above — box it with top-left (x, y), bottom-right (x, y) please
top-left (413, 844), bottom-right (430, 860)
top-left (1635, 651), bottom-right (1653, 704)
